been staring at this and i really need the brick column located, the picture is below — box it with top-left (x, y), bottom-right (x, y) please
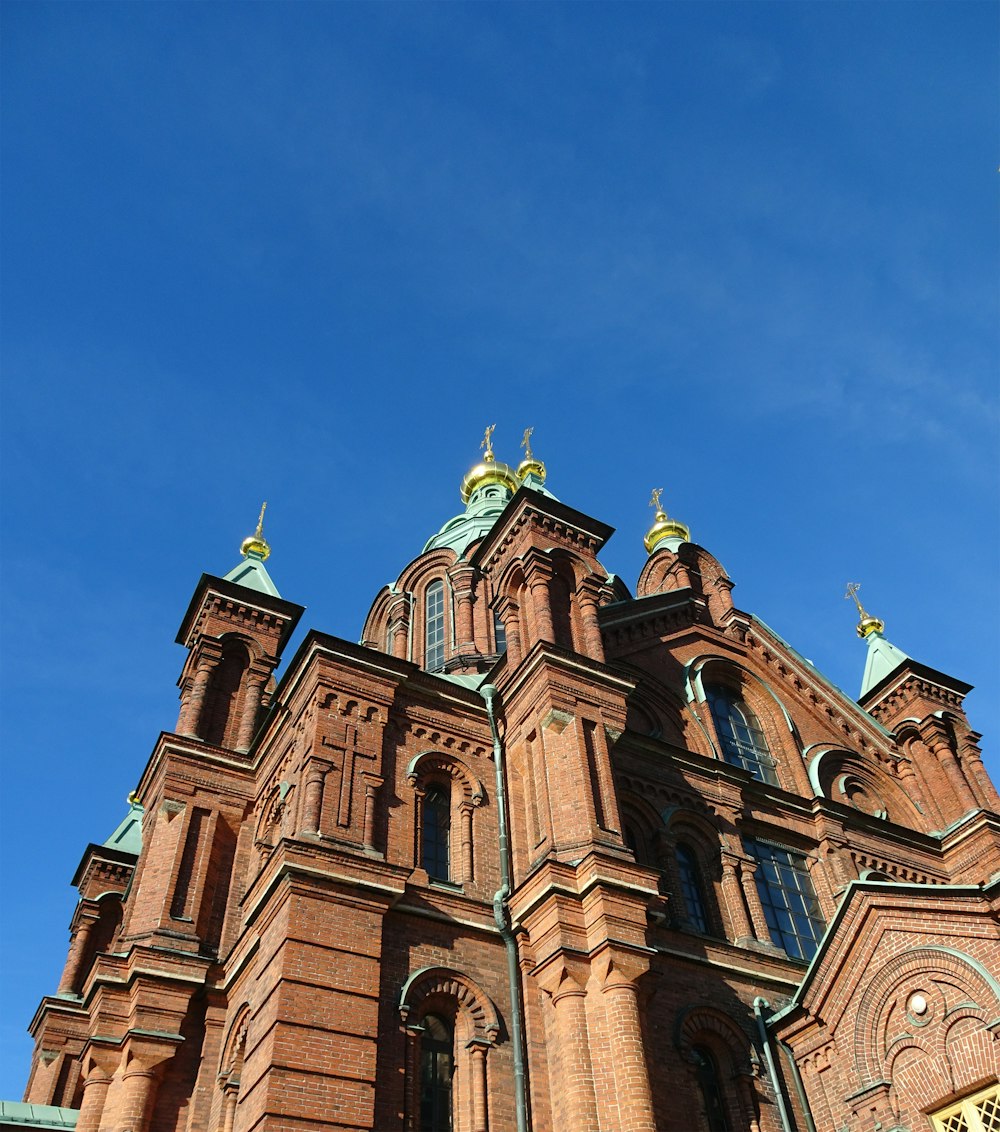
top-left (58, 915), bottom-right (96, 995)
top-left (117, 1064), bottom-right (162, 1132)
top-left (895, 756), bottom-right (940, 824)
top-left (219, 1080), bottom-right (239, 1132)
top-left (720, 855), bottom-right (753, 943)
top-left (536, 961), bottom-right (599, 1132)
top-left (362, 775), bottom-right (381, 850)
top-left (450, 565), bottom-right (477, 653)
top-left (301, 761), bottom-right (328, 835)
top-left (389, 596), bottom-right (410, 661)
top-left (925, 729), bottom-right (978, 813)
top-left (177, 657), bottom-right (213, 737)
top-left (494, 596), bottom-right (521, 666)
top-left (459, 801), bottom-right (475, 884)
top-left (75, 1051), bottom-right (117, 1132)
top-left (576, 577), bottom-right (606, 662)
top-left (524, 558), bottom-right (555, 644)
top-left (738, 858), bottom-right (773, 945)
top-left (598, 961), bottom-right (655, 1132)
top-left (235, 672), bottom-right (267, 751)
top-left (467, 1039), bottom-right (490, 1132)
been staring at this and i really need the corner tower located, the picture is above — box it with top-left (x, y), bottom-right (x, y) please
top-left (175, 506), bottom-right (303, 751)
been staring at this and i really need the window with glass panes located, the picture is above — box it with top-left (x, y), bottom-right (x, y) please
top-left (931, 1084), bottom-right (1000, 1132)
top-left (676, 843), bottom-right (710, 933)
top-left (425, 581), bottom-right (446, 671)
top-left (421, 784), bottom-right (451, 881)
top-left (743, 839), bottom-right (824, 961)
top-left (419, 1014), bottom-right (454, 1132)
top-left (706, 685), bottom-right (779, 785)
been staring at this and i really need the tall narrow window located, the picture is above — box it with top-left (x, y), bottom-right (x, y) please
top-left (422, 784), bottom-right (451, 881)
top-left (691, 1047), bottom-right (731, 1132)
top-left (676, 843), bottom-right (710, 934)
top-left (419, 1014), bottom-right (454, 1132)
top-left (706, 685), bottom-right (778, 785)
top-left (493, 610), bottom-right (507, 654)
top-left (744, 839), bottom-right (825, 961)
top-left (425, 582), bottom-right (446, 671)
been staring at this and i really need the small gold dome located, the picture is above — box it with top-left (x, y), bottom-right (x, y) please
top-left (644, 488), bottom-right (690, 554)
top-left (240, 502), bottom-right (271, 560)
top-left (856, 614), bottom-right (885, 639)
top-left (517, 456), bottom-right (546, 483)
top-left (516, 426), bottom-right (546, 484)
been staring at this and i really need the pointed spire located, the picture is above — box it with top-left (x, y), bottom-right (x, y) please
top-left (517, 426), bottom-right (547, 487)
top-left (846, 584), bottom-right (910, 697)
top-left (643, 487), bottom-right (690, 554)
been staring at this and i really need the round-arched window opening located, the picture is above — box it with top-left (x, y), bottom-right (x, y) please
top-left (419, 1014), bottom-right (454, 1132)
top-left (691, 1046), bottom-right (731, 1132)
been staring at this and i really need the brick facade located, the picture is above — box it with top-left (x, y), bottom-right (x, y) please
top-left (18, 452), bottom-right (1000, 1132)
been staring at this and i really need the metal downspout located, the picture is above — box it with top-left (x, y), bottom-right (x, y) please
top-left (481, 683), bottom-right (530, 1132)
top-left (753, 997), bottom-right (795, 1132)
top-left (779, 1037), bottom-right (817, 1132)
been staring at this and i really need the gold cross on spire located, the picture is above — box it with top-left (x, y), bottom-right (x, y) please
top-left (521, 427), bottom-right (534, 460)
top-left (255, 501), bottom-right (268, 539)
top-left (845, 582), bottom-right (884, 638)
top-left (845, 582), bottom-right (867, 618)
top-left (649, 487), bottom-right (664, 515)
top-left (240, 501), bottom-right (271, 561)
top-left (481, 423), bottom-right (496, 462)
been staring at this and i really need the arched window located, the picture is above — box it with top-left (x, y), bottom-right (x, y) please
top-left (706, 685), bottom-right (778, 786)
top-left (425, 581), bottom-right (446, 671)
top-left (691, 1046), bottom-right (731, 1132)
top-left (422, 783), bottom-right (451, 881)
top-left (676, 843), bottom-right (709, 933)
top-left (419, 1014), bottom-right (454, 1132)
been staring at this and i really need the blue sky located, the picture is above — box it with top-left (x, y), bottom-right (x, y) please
top-left (1, 1), bottom-right (996, 1099)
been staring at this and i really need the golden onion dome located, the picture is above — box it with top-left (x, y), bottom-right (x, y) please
top-left (240, 502), bottom-right (271, 561)
top-left (516, 426), bottom-right (546, 485)
top-left (460, 424), bottom-right (520, 504)
top-left (643, 488), bottom-right (690, 554)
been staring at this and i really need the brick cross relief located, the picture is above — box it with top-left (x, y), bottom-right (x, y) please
top-left (324, 717), bottom-right (376, 829)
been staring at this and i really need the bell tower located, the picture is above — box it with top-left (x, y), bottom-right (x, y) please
top-left (174, 505), bottom-right (304, 752)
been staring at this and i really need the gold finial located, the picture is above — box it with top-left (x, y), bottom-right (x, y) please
top-left (240, 501), bottom-right (271, 560)
top-left (517, 425), bottom-right (546, 485)
top-left (643, 487), bottom-right (690, 554)
top-left (845, 582), bottom-right (884, 638)
top-left (481, 423), bottom-right (496, 463)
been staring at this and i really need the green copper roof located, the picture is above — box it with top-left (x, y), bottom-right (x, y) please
top-left (423, 481), bottom-right (514, 559)
top-left (103, 798), bottom-right (144, 856)
top-left (860, 631), bottom-right (910, 698)
top-left (223, 549), bottom-right (281, 597)
top-left (424, 475), bottom-right (559, 559)
top-left (0, 1102), bottom-right (79, 1129)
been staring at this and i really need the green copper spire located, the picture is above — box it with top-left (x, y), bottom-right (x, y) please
top-left (847, 584), bottom-right (909, 697)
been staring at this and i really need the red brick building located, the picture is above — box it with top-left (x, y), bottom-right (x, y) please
top-left (16, 436), bottom-right (1000, 1132)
